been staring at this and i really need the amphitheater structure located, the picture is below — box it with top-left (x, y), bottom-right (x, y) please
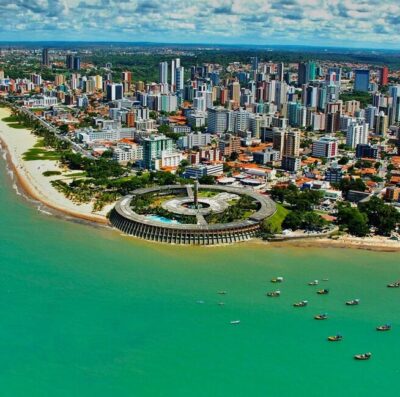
top-left (109, 184), bottom-right (276, 245)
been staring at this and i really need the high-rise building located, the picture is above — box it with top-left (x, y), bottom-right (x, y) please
top-left (374, 111), bottom-right (388, 135)
top-left (298, 62), bottom-right (316, 85)
top-left (379, 66), bottom-right (389, 86)
top-left (66, 54), bottom-right (74, 69)
top-left (283, 129), bottom-right (300, 157)
top-left (171, 59), bottom-right (176, 88)
top-left (276, 63), bottom-right (284, 81)
top-left (354, 70), bottom-right (370, 92)
top-left (207, 107), bottom-right (229, 134)
top-left (42, 48), bottom-right (49, 66)
top-left (312, 137), bottom-right (338, 159)
top-left (73, 57), bottom-right (80, 71)
top-left (230, 81), bottom-right (241, 104)
top-left (106, 83), bottom-right (123, 101)
top-left (159, 62), bottom-right (168, 84)
top-left (176, 66), bottom-right (185, 91)
top-left (141, 135), bottom-right (173, 169)
top-left (346, 121), bottom-right (369, 148)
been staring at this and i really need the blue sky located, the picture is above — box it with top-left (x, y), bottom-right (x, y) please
top-left (1, 0), bottom-right (399, 49)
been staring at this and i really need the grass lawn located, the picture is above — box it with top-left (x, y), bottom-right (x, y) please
top-left (265, 203), bottom-right (290, 232)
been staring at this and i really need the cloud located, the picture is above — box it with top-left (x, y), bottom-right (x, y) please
top-left (0, 0), bottom-right (399, 48)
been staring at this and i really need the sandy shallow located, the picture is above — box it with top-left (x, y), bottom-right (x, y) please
top-left (0, 107), bottom-right (112, 224)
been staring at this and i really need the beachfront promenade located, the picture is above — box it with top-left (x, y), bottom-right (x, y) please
top-left (110, 185), bottom-right (276, 245)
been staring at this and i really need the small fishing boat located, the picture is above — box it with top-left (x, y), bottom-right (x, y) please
top-left (387, 281), bottom-right (400, 288)
top-left (346, 299), bottom-right (360, 306)
top-left (328, 335), bottom-right (343, 342)
top-left (293, 300), bottom-right (308, 307)
top-left (314, 313), bottom-right (328, 320)
top-left (354, 352), bottom-right (372, 360)
top-left (322, 278), bottom-right (329, 281)
top-left (218, 291), bottom-right (227, 295)
top-left (271, 277), bottom-right (284, 283)
top-left (317, 289), bottom-right (329, 295)
top-left (308, 280), bottom-right (319, 286)
top-left (218, 302), bottom-right (225, 306)
top-left (266, 290), bottom-right (281, 297)
top-left (230, 320), bottom-right (240, 325)
top-left (376, 324), bottom-right (391, 331)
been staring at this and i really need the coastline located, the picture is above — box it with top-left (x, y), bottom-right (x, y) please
top-left (1, 107), bottom-right (399, 252)
top-left (0, 107), bottom-right (109, 225)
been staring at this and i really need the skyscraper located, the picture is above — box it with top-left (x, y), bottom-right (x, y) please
top-left (171, 59), bottom-right (176, 88)
top-left (354, 70), bottom-right (370, 92)
top-left (106, 83), bottom-right (123, 101)
top-left (42, 48), bottom-right (49, 66)
top-left (176, 66), bottom-right (185, 91)
top-left (66, 54), bottom-right (74, 69)
top-left (159, 62), bottom-right (168, 84)
top-left (379, 66), bottom-right (389, 86)
top-left (346, 121), bottom-right (369, 148)
top-left (73, 56), bottom-right (81, 71)
top-left (276, 63), bottom-right (284, 82)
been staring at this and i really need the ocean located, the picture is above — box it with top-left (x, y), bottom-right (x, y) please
top-left (0, 153), bottom-right (399, 396)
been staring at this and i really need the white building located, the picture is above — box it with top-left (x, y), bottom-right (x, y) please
top-left (346, 121), bottom-right (369, 148)
top-left (113, 144), bottom-right (143, 163)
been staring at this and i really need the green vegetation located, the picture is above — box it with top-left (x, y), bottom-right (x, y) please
top-left (337, 197), bottom-right (400, 237)
top-left (42, 170), bottom-right (62, 177)
top-left (130, 192), bottom-right (196, 224)
top-left (339, 91), bottom-right (372, 108)
top-left (205, 195), bottom-right (258, 224)
top-left (259, 204), bottom-right (290, 238)
top-left (337, 204), bottom-right (369, 237)
top-left (23, 148), bottom-right (61, 161)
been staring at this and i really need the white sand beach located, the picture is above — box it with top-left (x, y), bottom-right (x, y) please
top-left (0, 107), bottom-right (112, 224)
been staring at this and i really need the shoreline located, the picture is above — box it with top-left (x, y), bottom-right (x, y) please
top-left (0, 108), bottom-right (399, 252)
top-left (0, 136), bottom-right (109, 225)
top-left (0, 107), bottom-right (109, 225)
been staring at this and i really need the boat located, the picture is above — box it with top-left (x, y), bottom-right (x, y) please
top-left (314, 313), bottom-right (328, 320)
top-left (376, 324), bottom-right (391, 331)
top-left (346, 299), bottom-right (360, 306)
top-left (317, 289), bottom-right (329, 295)
top-left (230, 320), bottom-right (240, 325)
top-left (218, 302), bottom-right (225, 306)
top-left (217, 291), bottom-right (227, 295)
top-left (308, 280), bottom-right (319, 286)
top-left (271, 277), bottom-right (283, 283)
top-left (354, 352), bottom-right (372, 360)
top-left (322, 278), bottom-right (329, 281)
top-left (266, 290), bottom-right (281, 297)
top-left (293, 300), bottom-right (308, 307)
top-left (328, 335), bottom-right (343, 342)
top-left (387, 281), bottom-right (400, 288)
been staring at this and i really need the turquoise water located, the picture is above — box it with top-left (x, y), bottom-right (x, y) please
top-left (0, 152), bottom-right (399, 396)
top-left (147, 214), bottom-right (180, 224)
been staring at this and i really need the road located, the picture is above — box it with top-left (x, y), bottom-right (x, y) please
top-left (15, 104), bottom-right (96, 160)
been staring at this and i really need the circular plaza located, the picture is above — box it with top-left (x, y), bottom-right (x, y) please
top-left (109, 184), bottom-right (276, 245)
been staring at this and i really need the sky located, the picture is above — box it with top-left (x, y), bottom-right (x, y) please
top-left (1, 0), bottom-right (399, 49)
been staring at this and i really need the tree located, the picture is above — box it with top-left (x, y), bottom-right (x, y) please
top-left (302, 212), bottom-right (326, 231)
top-left (282, 211), bottom-right (303, 230)
top-left (338, 156), bottom-right (349, 165)
top-left (229, 152), bottom-right (239, 161)
top-left (199, 175), bottom-right (216, 185)
top-left (359, 196), bottom-right (400, 236)
top-left (339, 178), bottom-right (366, 196)
top-left (337, 205), bottom-right (369, 237)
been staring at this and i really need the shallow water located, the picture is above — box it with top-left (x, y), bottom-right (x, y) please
top-left (0, 153), bottom-right (399, 396)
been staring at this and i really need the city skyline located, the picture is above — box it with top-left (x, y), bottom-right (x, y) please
top-left (1, 0), bottom-right (400, 49)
